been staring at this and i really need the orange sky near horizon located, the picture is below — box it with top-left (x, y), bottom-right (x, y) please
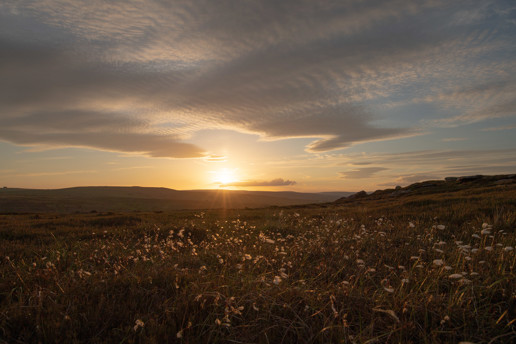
top-left (1, 1), bottom-right (515, 192)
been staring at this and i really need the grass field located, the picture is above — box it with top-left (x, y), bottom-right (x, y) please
top-left (1, 185), bottom-right (515, 343)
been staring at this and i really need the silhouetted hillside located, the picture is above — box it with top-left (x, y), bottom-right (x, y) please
top-left (0, 187), bottom-right (352, 213)
top-left (336, 174), bottom-right (516, 203)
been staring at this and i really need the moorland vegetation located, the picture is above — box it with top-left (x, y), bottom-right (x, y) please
top-left (1, 177), bottom-right (515, 343)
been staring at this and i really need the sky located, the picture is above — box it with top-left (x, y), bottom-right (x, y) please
top-left (1, 0), bottom-right (515, 192)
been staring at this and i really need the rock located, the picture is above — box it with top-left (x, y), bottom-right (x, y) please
top-left (390, 189), bottom-right (411, 197)
top-left (348, 190), bottom-right (368, 199)
top-left (494, 179), bottom-right (515, 185)
top-left (457, 175), bottom-right (483, 183)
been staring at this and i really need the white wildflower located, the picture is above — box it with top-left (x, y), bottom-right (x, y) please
top-left (372, 308), bottom-right (400, 323)
top-left (440, 315), bottom-right (450, 325)
top-left (448, 273), bottom-right (463, 279)
top-left (273, 276), bottom-right (282, 285)
top-left (433, 259), bottom-right (444, 267)
top-left (134, 319), bottom-right (145, 331)
top-left (437, 225), bottom-right (446, 230)
top-left (504, 246), bottom-right (514, 252)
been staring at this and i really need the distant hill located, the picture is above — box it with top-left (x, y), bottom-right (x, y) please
top-left (336, 174), bottom-right (516, 203)
top-left (0, 186), bottom-right (353, 213)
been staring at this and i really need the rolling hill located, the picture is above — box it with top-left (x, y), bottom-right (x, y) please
top-left (0, 186), bottom-right (353, 213)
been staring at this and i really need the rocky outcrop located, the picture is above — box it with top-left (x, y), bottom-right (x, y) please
top-left (335, 174), bottom-right (516, 203)
top-left (457, 175), bottom-right (483, 183)
top-left (494, 178), bottom-right (515, 185)
top-left (348, 190), bottom-right (368, 199)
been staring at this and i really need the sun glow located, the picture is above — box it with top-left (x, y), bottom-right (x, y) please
top-left (212, 168), bottom-right (238, 185)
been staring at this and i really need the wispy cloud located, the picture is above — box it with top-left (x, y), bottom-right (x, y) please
top-left (378, 174), bottom-right (441, 187)
top-left (442, 137), bottom-right (467, 142)
top-left (481, 124), bottom-right (516, 131)
top-left (339, 167), bottom-right (388, 179)
top-left (347, 149), bottom-right (516, 185)
top-left (204, 155), bottom-right (227, 163)
top-left (221, 178), bottom-right (296, 187)
top-left (422, 78), bottom-right (516, 127)
top-left (0, 128), bottom-right (205, 158)
top-left (346, 149), bottom-right (516, 167)
top-left (14, 170), bottom-right (97, 178)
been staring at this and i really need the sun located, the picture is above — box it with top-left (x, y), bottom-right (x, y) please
top-left (212, 168), bottom-right (238, 185)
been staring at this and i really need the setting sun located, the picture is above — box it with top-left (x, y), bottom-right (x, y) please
top-left (212, 168), bottom-right (238, 185)
top-left (1, 1), bottom-right (515, 342)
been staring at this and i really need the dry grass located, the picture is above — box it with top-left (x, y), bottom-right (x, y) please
top-left (1, 186), bottom-right (515, 343)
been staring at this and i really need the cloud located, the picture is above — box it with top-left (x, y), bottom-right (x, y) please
top-left (351, 162), bottom-right (373, 166)
top-left (0, 0), bottom-right (514, 156)
top-left (347, 149), bottom-right (516, 167)
top-left (339, 167), bottom-right (388, 179)
top-left (423, 78), bottom-right (516, 127)
top-left (378, 174), bottom-right (441, 186)
top-left (344, 148), bottom-right (516, 185)
top-left (442, 137), bottom-right (467, 142)
top-left (11, 170), bottom-right (97, 178)
top-left (204, 155), bottom-right (227, 162)
top-left (481, 124), bottom-right (516, 131)
top-left (221, 178), bottom-right (296, 187)
top-left (0, 127), bottom-right (205, 158)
